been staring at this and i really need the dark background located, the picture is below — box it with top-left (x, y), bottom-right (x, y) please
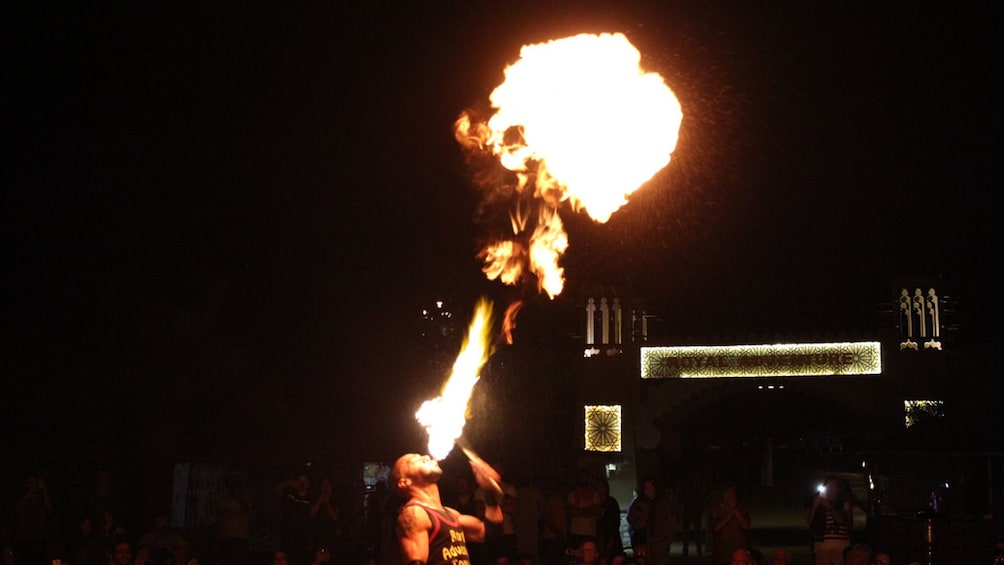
top-left (4, 3), bottom-right (1000, 464)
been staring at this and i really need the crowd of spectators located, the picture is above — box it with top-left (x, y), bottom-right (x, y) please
top-left (0, 463), bottom-right (926, 565)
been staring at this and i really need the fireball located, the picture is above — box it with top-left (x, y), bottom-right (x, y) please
top-left (456, 32), bottom-right (683, 297)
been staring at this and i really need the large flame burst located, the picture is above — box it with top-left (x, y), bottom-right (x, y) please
top-left (456, 32), bottom-right (683, 298)
top-left (416, 298), bottom-right (495, 460)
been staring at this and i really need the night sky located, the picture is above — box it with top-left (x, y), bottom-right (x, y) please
top-left (4, 3), bottom-right (1000, 462)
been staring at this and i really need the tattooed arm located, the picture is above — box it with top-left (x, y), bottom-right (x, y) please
top-left (397, 504), bottom-right (431, 564)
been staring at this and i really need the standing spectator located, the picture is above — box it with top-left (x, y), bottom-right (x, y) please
top-left (374, 483), bottom-right (402, 565)
top-left (11, 475), bottom-right (52, 565)
top-left (641, 481), bottom-right (678, 565)
top-left (806, 477), bottom-right (851, 565)
top-left (85, 469), bottom-right (127, 537)
top-left (678, 469), bottom-right (706, 558)
top-left (594, 479), bottom-right (622, 563)
top-left (274, 471), bottom-right (313, 565)
top-left (538, 479), bottom-right (567, 565)
top-left (66, 516), bottom-right (104, 565)
top-left (566, 470), bottom-right (602, 551)
top-left (709, 483), bottom-right (750, 565)
top-left (626, 478), bottom-right (655, 550)
top-left (97, 511), bottom-right (126, 552)
top-left (216, 475), bottom-right (251, 565)
top-left (514, 474), bottom-right (544, 563)
top-left (447, 476), bottom-right (477, 517)
top-left (310, 478), bottom-right (343, 557)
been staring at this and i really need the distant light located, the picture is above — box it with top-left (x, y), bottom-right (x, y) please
top-left (904, 399), bottom-right (945, 427)
top-left (817, 483), bottom-right (826, 495)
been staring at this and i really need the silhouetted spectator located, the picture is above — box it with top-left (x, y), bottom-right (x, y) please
top-left (67, 516), bottom-right (104, 565)
top-left (594, 479), bottom-right (622, 563)
top-left (566, 470), bottom-right (601, 552)
top-left (309, 478), bottom-right (343, 557)
top-left (11, 475), bottom-right (52, 565)
top-left (807, 477), bottom-right (851, 565)
top-left (216, 475), bottom-right (251, 565)
top-left (709, 483), bottom-right (750, 565)
top-left (626, 479), bottom-right (655, 550)
top-left (274, 472), bottom-right (312, 565)
top-left (514, 474), bottom-right (544, 562)
top-left (538, 479), bottom-right (567, 565)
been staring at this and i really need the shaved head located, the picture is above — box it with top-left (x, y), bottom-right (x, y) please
top-left (391, 453), bottom-right (443, 494)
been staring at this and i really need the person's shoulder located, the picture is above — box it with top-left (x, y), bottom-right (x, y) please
top-left (396, 503), bottom-right (431, 533)
top-left (398, 501), bottom-right (430, 519)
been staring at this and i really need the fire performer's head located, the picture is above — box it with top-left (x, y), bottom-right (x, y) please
top-left (391, 453), bottom-right (444, 496)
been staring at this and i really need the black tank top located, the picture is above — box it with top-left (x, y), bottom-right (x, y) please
top-left (405, 501), bottom-right (470, 565)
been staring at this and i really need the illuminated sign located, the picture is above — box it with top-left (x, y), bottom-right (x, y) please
top-left (641, 342), bottom-right (882, 378)
top-left (585, 405), bottom-right (621, 452)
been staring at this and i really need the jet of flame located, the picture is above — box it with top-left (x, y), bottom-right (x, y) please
top-left (456, 32), bottom-right (683, 297)
top-left (415, 298), bottom-right (495, 460)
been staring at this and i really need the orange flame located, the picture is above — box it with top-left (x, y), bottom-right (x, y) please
top-left (501, 300), bottom-right (524, 345)
top-left (456, 32), bottom-right (683, 297)
top-left (415, 298), bottom-right (495, 460)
